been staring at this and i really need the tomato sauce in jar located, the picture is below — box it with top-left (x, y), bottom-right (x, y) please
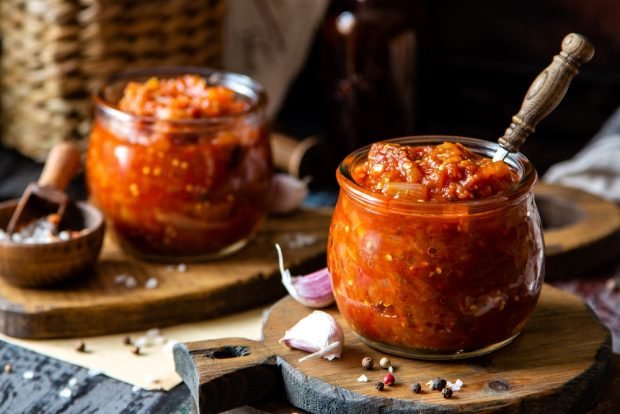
top-left (327, 136), bottom-right (544, 359)
top-left (87, 69), bottom-right (271, 261)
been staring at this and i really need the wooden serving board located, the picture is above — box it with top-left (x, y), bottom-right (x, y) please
top-left (174, 284), bottom-right (613, 414)
top-left (0, 209), bottom-right (332, 339)
top-left (535, 183), bottom-right (620, 279)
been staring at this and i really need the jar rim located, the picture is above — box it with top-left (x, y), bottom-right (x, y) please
top-left (93, 66), bottom-right (268, 126)
top-left (336, 135), bottom-right (538, 215)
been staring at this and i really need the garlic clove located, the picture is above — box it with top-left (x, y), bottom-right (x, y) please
top-left (269, 173), bottom-right (310, 214)
top-left (279, 310), bottom-right (344, 362)
top-left (276, 244), bottom-right (334, 308)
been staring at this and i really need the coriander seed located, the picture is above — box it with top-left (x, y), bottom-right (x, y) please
top-left (3, 363), bottom-right (12, 374)
top-left (361, 356), bottom-right (373, 370)
top-left (379, 357), bottom-right (391, 369)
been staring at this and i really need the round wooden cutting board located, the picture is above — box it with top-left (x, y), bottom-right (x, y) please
top-left (174, 284), bottom-right (612, 414)
top-left (535, 183), bottom-right (620, 278)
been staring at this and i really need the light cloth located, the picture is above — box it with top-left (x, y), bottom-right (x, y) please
top-left (544, 107), bottom-right (620, 201)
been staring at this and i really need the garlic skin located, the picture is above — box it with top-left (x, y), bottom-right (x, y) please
top-left (269, 173), bottom-right (309, 214)
top-left (275, 243), bottom-right (334, 308)
top-left (279, 310), bottom-right (344, 362)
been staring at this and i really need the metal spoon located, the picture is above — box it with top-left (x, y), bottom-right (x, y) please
top-left (493, 33), bottom-right (595, 162)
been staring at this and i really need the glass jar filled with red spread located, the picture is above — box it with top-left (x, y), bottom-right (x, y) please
top-left (327, 136), bottom-right (544, 359)
top-left (87, 68), bottom-right (271, 261)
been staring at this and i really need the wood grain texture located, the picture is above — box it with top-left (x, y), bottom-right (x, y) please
top-left (0, 208), bottom-right (331, 339)
top-left (175, 284), bottom-right (612, 414)
top-left (537, 183), bottom-right (620, 278)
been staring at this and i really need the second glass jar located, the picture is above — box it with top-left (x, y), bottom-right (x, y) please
top-left (87, 67), bottom-right (272, 261)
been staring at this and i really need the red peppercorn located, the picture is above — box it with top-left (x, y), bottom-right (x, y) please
top-left (383, 373), bottom-right (395, 386)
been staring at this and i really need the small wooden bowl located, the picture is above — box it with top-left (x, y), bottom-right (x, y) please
top-left (0, 199), bottom-right (105, 288)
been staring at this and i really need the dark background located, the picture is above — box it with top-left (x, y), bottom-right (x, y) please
top-left (277, 0), bottom-right (620, 180)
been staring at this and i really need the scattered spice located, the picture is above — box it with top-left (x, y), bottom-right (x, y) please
top-left (3, 363), bottom-right (12, 374)
top-left (379, 357), bottom-right (391, 369)
top-left (144, 277), bottom-right (159, 289)
top-left (68, 377), bottom-right (78, 387)
top-left (357, 374), bottom-right (369, 383)
top-left (383, 373), bottom-right (395, 386)
top-left (74, 340), bottom-right (86, 353)
top-left (59, 387), bottom-right (72, 398)
top-left (23, 371), bottom-right (34, 380)
top-left (447, 379), bottom-right (464, 391)
top-left (375, 382), bottom-right (385, 391)
top-left (428, 378), bottom-right (447, 391)
top-left (442, 388), bottom-right (453, 399)
top-left (123, 336), bottom-right (132, 345)
top-left (361, 356), bottom-right (374, 370)
top-left (388, 366), bottom-right (395, 373)
top-left (132, 346), bottom-right (141, 356)
top-left (410, 383), bottom-right (422, 393)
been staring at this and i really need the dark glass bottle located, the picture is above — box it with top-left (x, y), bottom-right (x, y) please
top-left (322, 0), bottom-right (420, 157)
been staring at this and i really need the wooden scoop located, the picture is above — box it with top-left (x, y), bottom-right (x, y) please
top-left (493, 33), bottom-right (595, 161)
top-left (6, 141), bottom-right (82, 235)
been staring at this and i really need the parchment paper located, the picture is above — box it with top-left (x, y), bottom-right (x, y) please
top-left (0, 306), bottom-right (267, 391)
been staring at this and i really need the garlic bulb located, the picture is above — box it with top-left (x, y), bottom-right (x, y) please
top-left (275, 243), bottom-right (334, 308)
top-left (279, 310), bottom-right (344, 362)
top-left (269, 173), bottom-right (309, 214)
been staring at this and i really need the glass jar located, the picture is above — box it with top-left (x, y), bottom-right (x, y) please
top-left (327, 136), bottom-right (544, 359)
top-left (86, 67), bottom-right (271, 262)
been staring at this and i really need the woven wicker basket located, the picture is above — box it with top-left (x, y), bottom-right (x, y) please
top-left (1, 0), bottom-right (226, 161)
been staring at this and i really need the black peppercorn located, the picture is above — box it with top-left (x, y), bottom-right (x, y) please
top-left (132, 346), bottom-right (141, 356)
top-left (361, 356), bottom-right (374, 370)
top-left (375, 382), bottom-right (385, 391)
top-left (74, 340), bottom-right (86, 353)
top-left (410, 383), bottom-right (421, 393)
top-left (431, 378), bottom-right (447, 390)
top-left (123, 336), bottom-right (132, 345)
top-left (442, 388), bottom-right (453, 399)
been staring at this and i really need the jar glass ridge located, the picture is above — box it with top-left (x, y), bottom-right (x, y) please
top-left (327, 136), bottom-right (545, 359)
top-left (87, 67), bottom-right (272, 262)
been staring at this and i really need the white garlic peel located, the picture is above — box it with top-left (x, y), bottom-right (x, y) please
top-left (269, 173), bottom-right (310, 214)
top-left (279, 311), bottom-right (344, 363)
top-left (276, 243), bottom-right (334, 308)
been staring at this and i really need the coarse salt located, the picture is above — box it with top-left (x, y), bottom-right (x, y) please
top-left (357, 374), bottom-right (369, 382)
top-left (23, 371), bottom-right (34, 379)
top-left (59, 387), bottom-right (72, 398)
top-left (87, 368), bottom-right (103, 377)
top-left (124, 276), bottom-right (137, 288)
top-left (144, 278), bottom-right (158, 289)
top-left (68, 377), bottom-right (78, 387)
top-left (131, 385), bottom-right (141, 393)
top-left (177, 263), bottom-right (187, 272)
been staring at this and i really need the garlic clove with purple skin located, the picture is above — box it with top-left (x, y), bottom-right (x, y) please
top-left (275, 244), bottom-right (334, 308)
top-left (269, 173), bottom-right (310, 214)
top-left (279, 310), bottom-right (344, 362)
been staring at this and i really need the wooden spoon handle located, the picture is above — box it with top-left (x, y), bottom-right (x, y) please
top-left (498, 33), bottom-right (595, 153)
top-left (38, 141), bottom-right (82, 189)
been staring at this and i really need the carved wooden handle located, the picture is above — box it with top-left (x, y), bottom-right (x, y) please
top-left (38, 141), bottom-right (82, 189)
top-left (498, 33), bottom-right (595, 153)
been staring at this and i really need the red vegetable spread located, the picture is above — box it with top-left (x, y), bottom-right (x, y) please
top-left (119, 75), bottom-right (249, 119)
top-left (328, 140), bottom-right (543, 354)
top-left (87, 74), bottom-right (271, 259)
top-left (353, 142), bottom-right (517, 201)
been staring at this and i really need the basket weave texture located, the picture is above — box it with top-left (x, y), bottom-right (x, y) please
top-left (1, 0), bottom-right (226, 161)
